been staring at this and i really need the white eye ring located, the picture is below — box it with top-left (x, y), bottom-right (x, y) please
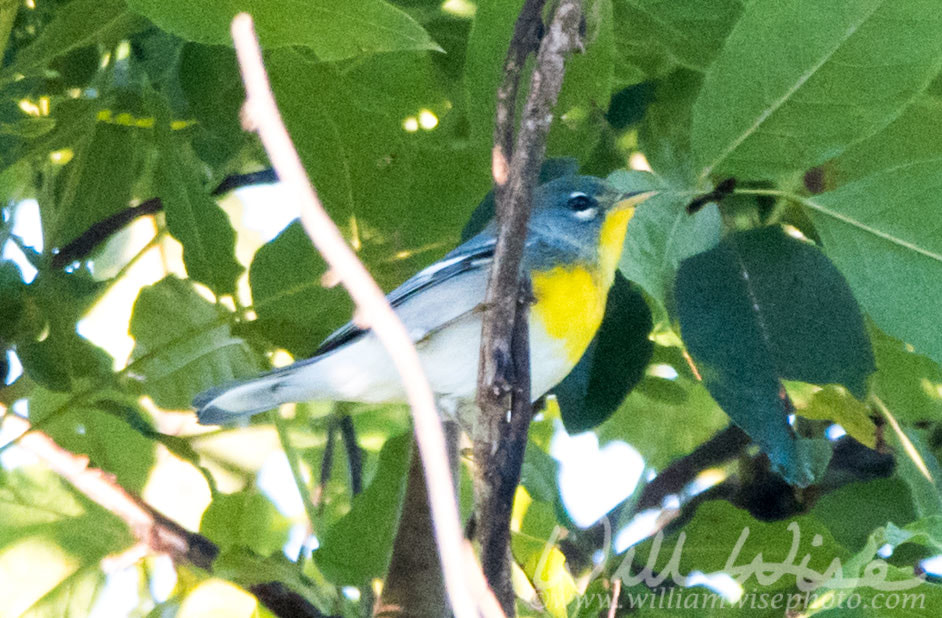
top-left (567, 191), bottom-right (599, 219)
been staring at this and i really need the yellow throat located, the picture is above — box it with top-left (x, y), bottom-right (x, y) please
top-left (531, 203), bottom-right (638, 364)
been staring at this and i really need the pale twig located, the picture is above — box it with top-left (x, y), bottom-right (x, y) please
top-left (229, 14), bottom-right (494, 618)
top-left (0, 412), bottom-right (330, 617)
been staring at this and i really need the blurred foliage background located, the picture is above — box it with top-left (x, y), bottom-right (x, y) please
top-left (3, 0), bottom-right (942, 616)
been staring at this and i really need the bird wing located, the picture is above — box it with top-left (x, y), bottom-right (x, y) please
top-left (313, 234), bottom-right (499, 356)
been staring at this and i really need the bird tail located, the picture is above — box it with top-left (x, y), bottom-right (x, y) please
top-left (193, 373), bottom-right (292, 425)
top-left (193, 352), bottom-right (335, 425)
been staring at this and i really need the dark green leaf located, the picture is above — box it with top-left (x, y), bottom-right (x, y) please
top-left (546, 0), bottom-right (615, 161)
top-left (596, 345), bottom-right (729, 470)
top-left (611, 170), bottom-right (721, 307)
top-left (155, 134), bottom-right (242, 295)
top-left (2, 0), bottom-right (139, 80)
top-left (674, 226), bottom-right (874, 486)
top-left (129, 276), bottom-right (259, 409)
top-left (620, 0), bottom-right (743, 72)
top-left (248, 221), bottom-right (353, 357)
top-left (315, 432), bottom-right (411, 585)
top-left (693, 0), bottom-right (942, 179)
top-left (463, 0), bottom-right (525, 145)
top-left (637, 69), bottom-right (701, 184)
top-left (0, 260), bottom-right (25, 341)
top-left (809, 160), bottom-right (942, 367)
top-left (554, 274), bottom-right (653, 433)
top-left (17, 339), bottom-right (73, 392)
top-left (53, 123), bottom-right (145, 249)
top-left (126, 0), bottom-right (441, 60)
top-left (813, 477), bottom-right (916, 551)
top-left (178, 43), bottom-right (244, 139)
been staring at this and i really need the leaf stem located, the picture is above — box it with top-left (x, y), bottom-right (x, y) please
top-left (271, 409), bottom-right (319, 569)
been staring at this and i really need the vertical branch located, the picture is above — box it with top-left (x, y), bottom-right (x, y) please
top-left (492, 0), bottom-right (548, 184)
top-left (475, 0), bottom-right (584, 614)
top-left (229, 15), bottom-right (493, 618)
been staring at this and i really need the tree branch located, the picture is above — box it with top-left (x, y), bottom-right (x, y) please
top-left (229, 14), bottom-right (496, 618)
top-left (0, 412), bottom-right (328, 618)
top-left (51, 197), bottom-right (164, 268)
top-left (475, 1), bottom-right (584, 614)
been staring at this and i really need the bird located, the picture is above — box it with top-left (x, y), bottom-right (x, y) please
top-left (193, 175), bottom-right (653, 428)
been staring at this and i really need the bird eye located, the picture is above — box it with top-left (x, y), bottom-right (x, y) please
top-left (567, 192), bottom-right (597, 212)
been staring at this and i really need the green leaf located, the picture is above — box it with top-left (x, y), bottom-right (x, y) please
top-left (827, 97), bottom-right (942, 187)
top-left (620, 0), bottom-right (743, 72)
top-left (0, 98), bottom-right (98, 176)
top-left (1, 0), bottom-right (139, 80)
top-left (17, 274), bottom-right (113, 392)
top-left (554, 274), bottom-right (653, 433)
top-left (315, 432), bottom-right (411, 585)
top-left (809, 160), bottom-right (942, 367)
top-left (637, 69), bottom-right (701, 184)
top-left (888, 427), bottom-right (942, 518)
top-left (248, 221), bottom-right (353, 357)
top-left (885, 517), bottom-right (942, 554)
top-left (178, 43), bottom-right (245, 140)
top-left (0, 468), bottom-right (131, 615)
top-left (213, 548), bottom-right (331, 612)
top-left (870, 326), bottom-right (942, 424)
top-left (596, 344), bottom-right (729, 471)
top-left (0, 260), bottom-right (25, 341)
top-left (267, 49), bottom-right (492, 288)
top-left (21, 385), bottom-right (158, 493)
top-left (129, 276), bottom-right (259, 409)
top-left (17, 339), bottom-right (73, 392)
top-left (200, 489), bottom-right (292, 557)
top-left (812, 477), bottom-right (916, 551)
top-left (126, 0), bottom-right (441, 60)
top-left (612, 170), bottom-right (722, 307)
top-left (674, 226), bottom-right (874, 486)
top-left (53, 122), bottom-right (145, 249)
top-left (628, 501), bottom-right (849, 595)
top-left (798, 385), bottom-right (877, 449)
top-left (693, 0), bottom-right (942, 179)
top-left (463, 0), bottom-right (525, 145)
top-left (546, 0), bottom-right (615, 162)
top-left (155, 133), bottom-right (242, 295)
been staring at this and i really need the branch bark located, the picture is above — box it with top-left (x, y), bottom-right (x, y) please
top-left (229, 14), bottom-right (495, 618)
top-left (475, 1), bottom-right (584, 614)
top-left (0, 412), bottom-right (327, 618)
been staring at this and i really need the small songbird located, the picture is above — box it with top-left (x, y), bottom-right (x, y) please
top-left (194, 175), bottom-right (653, 426)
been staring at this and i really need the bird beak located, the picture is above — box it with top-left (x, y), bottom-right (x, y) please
top-left (613, 189), bottom-right (657, 211)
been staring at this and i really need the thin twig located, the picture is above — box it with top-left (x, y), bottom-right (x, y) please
top-left (475, 0), bottom-right (584, 613)
top-left (607, 578), bottom-right (621, 618)
top-left (338, 413), bottom-right (363, 495)
top-left (229, 14), bottom-right (492, 618)
top-left (0, 412), bottom-right (218, 568)
top-left (51, 197), bottom-right (164, 268)
top-left (492, 0), bottom-right (547, 184)
top-left (0, 412), bottom-right (330, 617)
